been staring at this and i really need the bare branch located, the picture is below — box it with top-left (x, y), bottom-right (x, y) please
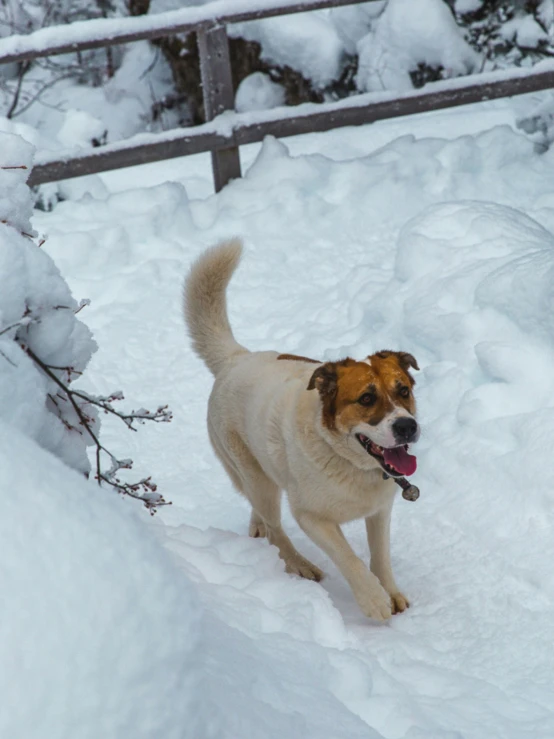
top-left (0, 347), bottom-right (16, 367)
top-left (74, 299), bottom-right (90, 314)
top-left (24, 344), bottom-right (172, 513)
top-left (74, 388), bottom-right (172, 430)
top-left (0, 315), bottom-right (33, 337)
top-left (10, 68), bottom-right (84, 119)
top-left (6, 60), bottom-right (30, 119)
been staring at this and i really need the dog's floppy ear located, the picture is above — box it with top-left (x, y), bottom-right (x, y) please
top-left (375, 350), bottom-right (419, 384)
top-left (397, 352), bottom-right (419, 372)
top-left (375, 350), bottom-right (419, 372)
top-left (307, 363), bottom-right (337, 396)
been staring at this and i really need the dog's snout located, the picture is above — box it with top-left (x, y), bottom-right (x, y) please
top-left (392, 417), bottom-right (418, 443)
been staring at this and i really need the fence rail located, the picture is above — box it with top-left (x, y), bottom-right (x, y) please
top-left (0, 0), bottom-right (374, 65)
top-left (1, 0), bottom-right (553, 192)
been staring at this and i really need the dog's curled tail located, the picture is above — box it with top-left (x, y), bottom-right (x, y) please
top-left (183, 238), bottom-right (248, 376)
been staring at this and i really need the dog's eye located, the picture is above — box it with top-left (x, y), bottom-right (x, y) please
top-left (358, 392), bottom-right (376, 407)
top-left (398, 386), bottom-right (410, 399)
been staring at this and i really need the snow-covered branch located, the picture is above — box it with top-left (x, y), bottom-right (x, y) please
top-left (23, 342), bottom-right (173, 514)
top-left (0, 147), bottom-right (172, 514)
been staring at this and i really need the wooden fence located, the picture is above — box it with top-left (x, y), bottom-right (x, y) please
top-left (0, 0), bottom-right (553, 192)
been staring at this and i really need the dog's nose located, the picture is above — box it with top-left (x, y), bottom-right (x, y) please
top-left (392, 417), bottom-right (418, 443)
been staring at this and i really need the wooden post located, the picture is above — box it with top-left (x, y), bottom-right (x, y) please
top-left (197, 23), bottom-right (241, 191)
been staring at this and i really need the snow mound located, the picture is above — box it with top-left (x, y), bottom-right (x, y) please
top-left (151, 0), bottom-right (345, 89)
top-left (357, 0), bottom-right (481, 92)
top-left (501, 14), bottom-right (550, 49)
top-left (391, 200), bottom-right (554, 359)
top-left (0, 132), bottom-right (35, 234)
top-left (229, 12), bottom-right (345, 88)
top-left (36, 122), bottom-right (554, 737)
top-left (366, 200), bottom-right (554, 521)
top-left (0, 131), bottom-right (98, 474)
top-left (58, 109), bottom-right (106, 149)
top-left (455, 0), bottom-right (483, 12)
top-left (330, 1), bottom-right (385, 56)
top-left (0, 422), bottom-right (209, 739)
top-left (235, 71), bottom-right (285, 113)
top-left (165, 524), bottom-right (382, 739)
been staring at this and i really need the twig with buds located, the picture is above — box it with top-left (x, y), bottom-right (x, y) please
top-left (24, 344), bottom-right (172, 514)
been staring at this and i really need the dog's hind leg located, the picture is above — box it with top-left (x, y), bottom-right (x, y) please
top-left (251, 484), bottom-right (324, 582)
top-left (248, 510), bottom-right (267, 538)
top-left (219, 431), bottom-right (323, 582)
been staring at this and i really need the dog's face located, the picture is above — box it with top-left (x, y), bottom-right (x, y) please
top-left (307, 350), bottom-right (420, 477)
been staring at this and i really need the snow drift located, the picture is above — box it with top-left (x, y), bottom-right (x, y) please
top-left (20, 109), bottom-right (554, 737)
top-left (357, 0), bottom-right (480, 92)
top-left (0, 422), bottom-right (209, 739)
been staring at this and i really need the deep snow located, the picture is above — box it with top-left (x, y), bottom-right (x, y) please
top-left (0, 422), bottom-right (210, 739)
top-left (24, 102), bottom-right (554, 737)
top-left (0, 133), bottom-right (98, 474)
top-left (356, 0), bottom-right (480, 93)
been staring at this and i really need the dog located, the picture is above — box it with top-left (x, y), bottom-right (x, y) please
top-left (183, 239), bottom-right (420, 620)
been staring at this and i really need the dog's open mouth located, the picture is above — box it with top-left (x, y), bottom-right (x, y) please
top-left (356, 434), bottom-right (417, 477)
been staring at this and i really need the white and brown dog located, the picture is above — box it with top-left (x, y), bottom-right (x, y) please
top-left (184, 239), bottom-right (420, 620)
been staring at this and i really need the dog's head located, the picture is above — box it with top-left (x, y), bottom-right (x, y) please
top-left (307, 350), bottom-right (420, 477)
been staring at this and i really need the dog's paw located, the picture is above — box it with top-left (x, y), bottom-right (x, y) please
top-left (390, 592), bottom-right (410, 614)
top-left (248, 519), bottom-right (267, 538)
top-left (356, 585), bottom-right (393, 621)
top-left (285, 555), bottom-right (324, 582)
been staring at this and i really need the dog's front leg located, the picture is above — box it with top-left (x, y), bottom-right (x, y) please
top-left (295, 511), bottom-right (392, 621)
top-left (365, 505), bottom-right (409, 614)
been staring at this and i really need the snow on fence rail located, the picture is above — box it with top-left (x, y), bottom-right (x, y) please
top-left (1, 0), bottom-right (553, 192)
top-left (0, 0), bottom-right (373, 65)
top-left (27, 64), bottom-right (554, 190)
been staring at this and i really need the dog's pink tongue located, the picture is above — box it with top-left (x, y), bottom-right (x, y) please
top-left (384, 447), bottom-right (417, 476)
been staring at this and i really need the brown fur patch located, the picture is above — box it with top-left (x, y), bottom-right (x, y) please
top-left (374, 350), bottom-right (419, 380)
top-left (308, 352), bottom-right (417, 431)
top-left (278, 353), bottom-right (320, 364)
top-left (308, 360), bottom-right (355, 430)
top-left (332, 362), bottom-right (393, 431)
top-left (367, 352), bottom-right (417, 414)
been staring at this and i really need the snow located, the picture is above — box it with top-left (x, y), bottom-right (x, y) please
top-left (4, 2), bottom-right (554, 730)
top-left (14, 40), bottom-right (177, 152)
top-left (502, 14), bottom-right (550, 50)
top-left (57, 109), bottom-right (106, 149)
top-left (0, 0), bottom-right (359, 62)
top-left (454, 0), bottom-right (482, 13)
top-left (152, 0), bottom-right (346, 88)
top-left (29, 59), bottom-right (554, 179)
top-left (357, 0), bottom-right (481, 92)
top-left (21, 107), bottom-right (554, 736)
top-left (0, 421), bottom-right (208, 739)
top-left (235, 71), bottom-right (286, 113)
top-left (0, 132), bottom-right (35, 233)
top-left (538, 0), bottom-right (554, 31)
top-left (165, 525), bottom-right (379, 739)
top-left (0, 133), bottom-right (97, 473)
top-left (229, 12), bottom-right (345, 88)
top-left (3, 0), bottom-right (554, 186)
top-left (330, 1), bottom-right (385, 56)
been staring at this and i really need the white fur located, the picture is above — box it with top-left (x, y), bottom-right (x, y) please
top-left (356, 407), bottom-right (420, 450)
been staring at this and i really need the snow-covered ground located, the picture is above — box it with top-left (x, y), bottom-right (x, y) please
top-left (0, 423), bottom-right (211, 739)
top-left (15, 95), bottom-right (552, 737)
top-left (0, 86), bottom-right (552, 735)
